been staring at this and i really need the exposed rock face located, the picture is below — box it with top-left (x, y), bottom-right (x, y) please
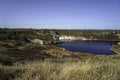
top-left (117, 42), bottom-right (120, 45)
top-left (31, 39), bottom-right (44, 45)
top-left (76, 37), bottom-right (87, 40)
top-left (59, 36), bottom-right (88, 41)
top-left (117, 34), bottom-right (120, 39)
top-left (59, 36), bottom-right (75, 40)
top-left (50, 31), bottom-right (59, 40)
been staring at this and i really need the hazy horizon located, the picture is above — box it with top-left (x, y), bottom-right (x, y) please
top-left (0, 24), bottom-right (120, 30)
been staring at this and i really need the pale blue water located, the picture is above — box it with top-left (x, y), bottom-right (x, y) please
top-left (57, 41), bottom-right (117, 55)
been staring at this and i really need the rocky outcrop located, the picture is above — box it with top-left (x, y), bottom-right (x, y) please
top-left (59, 36), bottom-right (89, 41)
top-left (76, 37), bottom-right (87, 40)
top-left (117, 42), bottom-right (120, 45)
top-left (59, 36), bottom-right (75, 40)
top-left (31, 39), bottom-right (44, 45)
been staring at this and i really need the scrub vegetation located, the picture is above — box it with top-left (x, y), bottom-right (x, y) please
top-left (0, 28), bottom-right (120, 80)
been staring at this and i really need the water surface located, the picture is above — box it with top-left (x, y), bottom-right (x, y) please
top-left (57, 41), bottom-right (117, 55)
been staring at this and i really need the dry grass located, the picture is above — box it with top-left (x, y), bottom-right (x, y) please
top-left (0, 57), bottom-right (120, 80)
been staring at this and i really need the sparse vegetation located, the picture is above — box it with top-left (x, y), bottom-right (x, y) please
top-left (0, 56), bottom-right (120, 80)
top-left (0, 28), bottom-right (120, 80)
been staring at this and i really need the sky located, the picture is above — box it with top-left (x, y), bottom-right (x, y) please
top-left (0, 0), bottom-right (120, 29)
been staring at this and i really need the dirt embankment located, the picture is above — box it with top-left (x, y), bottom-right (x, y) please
top-left (111, 44), bottom-right (120, 54)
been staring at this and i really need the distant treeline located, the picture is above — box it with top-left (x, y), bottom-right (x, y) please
top-left (0, 28), bottom-right (120, 41)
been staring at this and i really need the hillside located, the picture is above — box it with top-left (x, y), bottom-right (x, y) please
top-left (0, 28), bottom-right (120, 80)
top-left (0, 28), bottom-right (120, 43)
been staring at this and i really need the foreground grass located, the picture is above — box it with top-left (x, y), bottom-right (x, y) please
top-left (0, 57), bottom-right (120, 80)
top-left (1, 59), bottom-right (120, 80)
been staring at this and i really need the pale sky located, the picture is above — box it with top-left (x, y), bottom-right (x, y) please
top-left (0, 0), bottom-right (120, 29)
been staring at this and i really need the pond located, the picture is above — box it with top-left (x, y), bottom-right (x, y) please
top-left (57, 41), bottom-right (117, 55)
